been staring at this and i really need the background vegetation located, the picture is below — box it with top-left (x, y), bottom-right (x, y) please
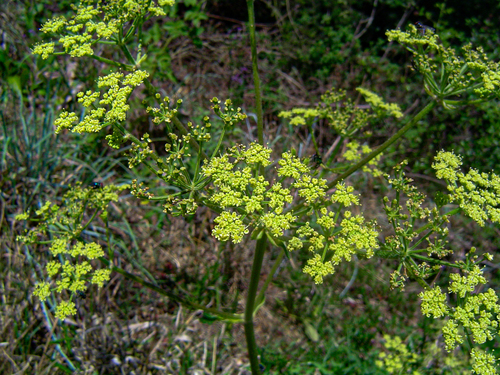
top-left (2, 0), bottom-right (500, 373)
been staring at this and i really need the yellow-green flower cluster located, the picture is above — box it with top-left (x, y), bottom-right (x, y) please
top-left (211, 98), bottom-right (247, 127)
top-left (449, 265), bottom-right (487, 298)
top-left (278, 108), bottom-right (319, 126)
top-left (433, 150), bottom-right (500, 226)
top-left (20, 183), bottom-right (128, 320)
top-left (419, 264), bottom-right (500, 372)
top-left (203, 147), bottom-right (271, 211)
top-left (55, 70), bottom-right (149, 134)
top-left (40, 16), bottom-right (67, 33)
top-left (54, 301), bottom-right (78, 320)
top-left (356, 87), bottom-right (403, 119)
top-left (471, 348), bottom-right (497, 375)
top-left (302, 254), bottom-right (335, 285)
top-left (202, 143), bottom-right (297, 243)
top-left (375, 335), bottom-right (421, 374)
top-left (386, 24), bottom-right (440, 64)
top-left (419, 286), bottom-right (448, 318)
top-left (292, 174), bottom-right (328, 205)
top-left (260, 212), bottom-right (296, 237)
top-left (33, 0), bottom-right (175, 59)
top-left (287, 188), bottom-right (377, 284)
top-left (203, 143), bottom-right (379, 284)
top-left (278, 88), bottom-right (374, 137)
top-left (386, 25), bottom-right (442, 88)
top-left (330, 212), bottom-right (378, 260)
top-left (331, 183), bottom-right (360, 206)
top-left (386, 25), bottom-right (500, 104)
top-left (32, 240), bottom-right (111, 320)
top-left (343, 141), bottom-right (383, 177)
top-left (212, 211), bottom-right (249, 244)
top-left (59, 34), bottom-right (94, 57)
top-left (31, 43), bottom-right (55, 59)
top-left (277, 151), bottom-right (310, 179)
top-left (278, 158), bottom-right (328, 206)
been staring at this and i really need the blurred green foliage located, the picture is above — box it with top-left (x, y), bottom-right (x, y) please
top-left (141, 0), bottom-right (208, 82)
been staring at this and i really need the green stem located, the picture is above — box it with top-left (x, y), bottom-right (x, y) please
top-left (79, 209), bottom-right (100, 233)
top-left (210, 128), bottom-right (227, 159)
top-left (414, 207), bottom-right (461, 235)
top-left (329, 101), bottom-right (437, 188)
top-left (90, 54), bottom-right (133, 70)
top-left (247, 0), bottom-right (264, 146)
top-left (410, 253), bottom-right (462, 268)
top-left (243, 7), bottom-right (267, 371)
top-left (244, 234), bottom-right (267, 374)
top-left (307, 121), bottom-right (319, 154)
top-left (254, 247), bottom-right (285, 308)
top-left (464, 327), bottom-right (475, 350)
top-left (408, 228), bottom-right (435, 251)
top-left (404, 259), bottom-right (430, 290)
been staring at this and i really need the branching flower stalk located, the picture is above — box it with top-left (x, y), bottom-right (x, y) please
top-left (17, 183), bottom-right (243, 322)
top-left (330, 100), bottom-right (436, 187)
top-left (245, 0), bottom-right (266, 372)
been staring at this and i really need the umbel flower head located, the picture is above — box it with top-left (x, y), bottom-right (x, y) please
top-left (278, 88), bottom-right (402, 138)
top-left (202, 143), bottom-right (379, 284)
top-left (386, 24), bottom-right (500, 108)
top-left (32, 241), bottom-right (112, 320)
top-left (32, 0), bottom-right (175, 59)
top-left (54, 70), bottom-right (150, 135)
top-left (375, 335), bottom-right (420, 374)
top-left (432, 150), bottom-right (500, 227)
top-left (16, 183), bottom-right (128, 320)
top-left (419, 263), bottom-right (499, 375)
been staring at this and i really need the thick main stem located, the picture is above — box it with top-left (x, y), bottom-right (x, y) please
top-left (244, 3), bottom-right (268, 373)
top-left (244, 234), bottom-right (267, 374)
top-left (247, 0), bottom-right (264, 146)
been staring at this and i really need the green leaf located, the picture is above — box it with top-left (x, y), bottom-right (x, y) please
top-left (250, 226), bottom-right (265, 240)
top-left (199, 311), bottom-right (243, 324)
top-left (303, 319), bottom-right (320, 342)
top-left (7, 75), bottom-right (22, 96)
top-left (199, 312), bottom-right (219, 325)
top-left (253, 295), bottom-right (266, 317)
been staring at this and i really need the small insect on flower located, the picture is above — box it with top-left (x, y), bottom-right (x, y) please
top-left (415, 21), bottom-right (436, 36)
top-left (90, 182), bottom-right (103, 189)
top-left (77, 291), bottom-right (86, 299)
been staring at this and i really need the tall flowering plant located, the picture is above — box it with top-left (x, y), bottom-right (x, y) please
top-left (16, 1), bottom-right (500, 373)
